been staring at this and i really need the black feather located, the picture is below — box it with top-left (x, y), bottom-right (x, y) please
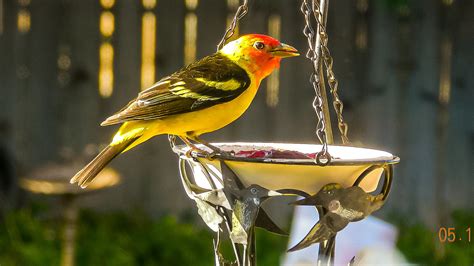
top-left (101, 53), bottom-right (250, 126)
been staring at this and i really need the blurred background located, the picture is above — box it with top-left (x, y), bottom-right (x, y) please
top-left (0, 0), bottom-right (473, 265)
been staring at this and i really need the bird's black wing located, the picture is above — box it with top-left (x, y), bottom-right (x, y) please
top-left (101, 53), bottom-right (250, 126)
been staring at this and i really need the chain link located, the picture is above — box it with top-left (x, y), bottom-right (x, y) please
top-left (312, 0), bottom-right (350, 145)
top-left (217, 0), bottom-right (249, 51)
top-left (301, 0), bottom-right (330, 163)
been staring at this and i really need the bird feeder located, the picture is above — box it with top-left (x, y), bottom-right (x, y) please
top-left (20, 159), bottom-right (121, 266)
top-left (170, 0), bottom-right (399, 265)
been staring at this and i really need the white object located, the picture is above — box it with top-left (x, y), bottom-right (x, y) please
top-left (282, 206), bottom-right (402, 265)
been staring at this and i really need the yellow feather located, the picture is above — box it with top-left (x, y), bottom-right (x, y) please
top-left (195, 78), bottom-right (241, 91)
top-left (110, 122), bottom-right (146, 146)
top-left (172, 81), bottom-right (186, 86)
top-left (150, 78), bottom-right (259, 137)
top-left (170, 86), bottom-right (219, 100)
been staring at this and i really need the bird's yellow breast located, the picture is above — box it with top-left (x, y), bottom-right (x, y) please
top-left (111, 78), bottom-right (260, 150)
top-left (156, 79), bottom-right (261, 136)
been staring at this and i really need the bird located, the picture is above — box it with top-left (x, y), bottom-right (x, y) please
top-left (288, 183), bottom-right (385, 251)
top-left (70, 34), bottom-right (299, 188)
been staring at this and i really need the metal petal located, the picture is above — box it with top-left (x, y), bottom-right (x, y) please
top-left (195, 198), bottom-right (223, 232)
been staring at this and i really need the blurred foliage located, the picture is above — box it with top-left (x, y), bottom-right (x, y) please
top-left (0, 205), bottom-right (287, 266)
top-left (383, 0), bottom-right (410, 9)
top-left (1, 204), bottom-right (472, 265)
top-left (394, 209), bottom-right (474, 266)
top-left (0, 205), bottom-right (60, 266)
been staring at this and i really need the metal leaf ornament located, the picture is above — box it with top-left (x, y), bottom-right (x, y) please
top-left (229, 184), bottom-right (283, 244)
top-left (195, 198), bottom-right (223, 232)
top-left (178, 160), bottom-right (228, 232)
top-left (221, 162), bottom-right (286, 245)
top-left (289, 183), bottom-right (385, 251)
top-left (195, 188), bottom-right (232, 210)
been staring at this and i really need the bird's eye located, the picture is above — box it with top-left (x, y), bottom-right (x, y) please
top-left (253, 41), bottom-right (265, 50)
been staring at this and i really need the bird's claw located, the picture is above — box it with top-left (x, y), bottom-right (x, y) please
top-left (206, 149), bottom-right (235, 160)
top-left (185, 147), bottom-right (207, 158)
top-left (185, 146), bottom-right (233, 160)
top-left (185, 148), bottom-right (222, 160)
top-left (203, 151), bottom-right (218, 160)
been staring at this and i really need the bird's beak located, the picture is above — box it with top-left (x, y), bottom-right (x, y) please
top-left (270, 43), bottom-right (300, 58)
top-left (266, 190), bottom-right (283, 197)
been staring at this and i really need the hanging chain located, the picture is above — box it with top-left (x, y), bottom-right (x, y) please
top-left (312, 0), bottom-right (350, 145)
top-left (301, 0), bottom-right (330, 165)
top-left (217, 0), bottom-right (249, 51)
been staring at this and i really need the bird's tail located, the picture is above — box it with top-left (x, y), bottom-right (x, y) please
top-left (70, 138), bottom-right (136, 188)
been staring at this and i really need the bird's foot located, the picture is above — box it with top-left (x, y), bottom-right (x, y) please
top-left (186, 136), bottom-right (235, 159)
top-left (205, 148), bottom-right (236, 160)
top-left (202, 149), bottom-right (230, 160)
top-left (185, 147), bottom-right (229, 160)
top-left (204, 151), bottom-right (219, 160)
top-left (185, 147), bottom-right (209, 158)
top-left (182, 136), bottom-right (234, 159)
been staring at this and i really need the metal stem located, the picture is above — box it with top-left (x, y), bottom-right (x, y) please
top-left (221, 208), bottom-right (242, 265)
top-left (318, 64), bottom-right (334, 145)
top-left (313, 0), bottom-right (336, 264)
top-left (61, 194), bottom-right (78, 266)
top-left (315, 0), bottom-right (334, 145)
top-left (248, 227), bottom-right (256, 265)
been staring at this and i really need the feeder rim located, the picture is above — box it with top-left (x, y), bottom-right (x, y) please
top-left (174, 142), bottom-right (400, 166)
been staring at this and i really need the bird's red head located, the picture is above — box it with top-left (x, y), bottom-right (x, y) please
top-left (220, 34), bottom-right (299, 80)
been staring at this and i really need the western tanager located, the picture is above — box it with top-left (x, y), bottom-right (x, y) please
top-left (71, 34), bottom-right (299, 188)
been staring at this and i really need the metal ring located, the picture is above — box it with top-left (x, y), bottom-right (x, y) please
top-left (352, 164), bottom-right (393, 201)
top-left (381, 164), bottom-right (393, 201)
top-left (353, 164), bottom-right (382, 187)
top-left (315, 151), bottom-right (331, 166)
